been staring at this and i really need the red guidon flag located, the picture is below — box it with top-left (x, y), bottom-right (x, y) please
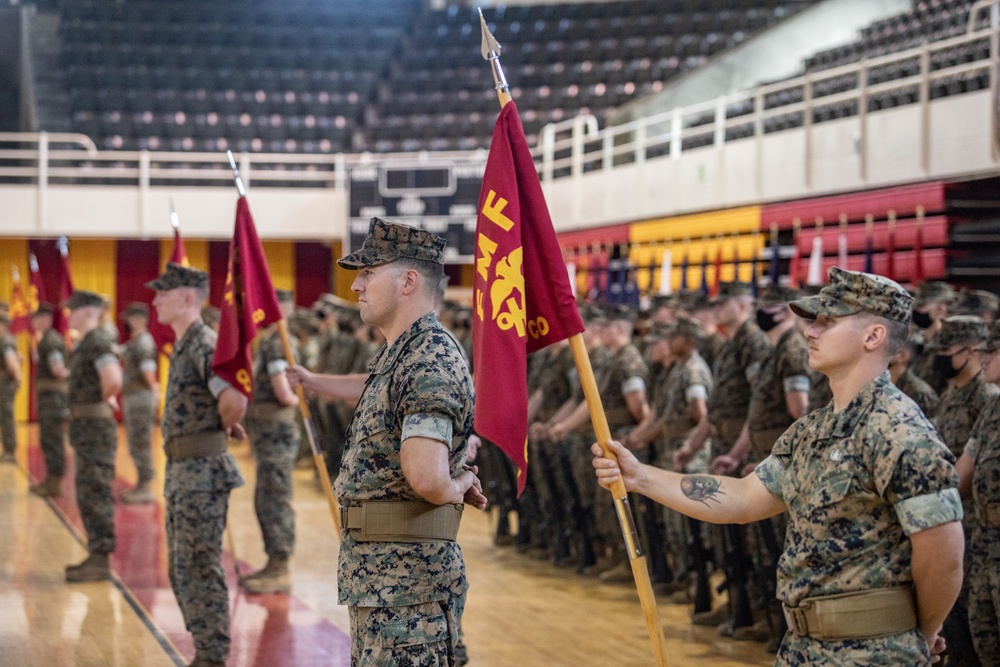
top-left (211, 196), bottom-right (283, 399)
top-left (472, 101), bottom-right (585, 496)
top-left (8, 266), bottom-right (34, 334)
top-left (151, 227), bottom-right (190, 354)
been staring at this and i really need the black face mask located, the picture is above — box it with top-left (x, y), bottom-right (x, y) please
top-left (934, 352), bottom-right (967, 380)
top-left (756, 308), bottom-right (782, 332)
top-left (911, 309), bottom-right (934, 329)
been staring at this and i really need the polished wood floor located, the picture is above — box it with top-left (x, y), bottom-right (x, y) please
top-left (0, 423), bottom-right (773, 666)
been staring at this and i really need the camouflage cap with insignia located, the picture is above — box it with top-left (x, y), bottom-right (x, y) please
top-left (144, 262), bottom-right (209, 291)
top-left (668, 316), bottom-right (703, 339)
top-left (710, 281), bottom-right (755, 304)
top-left (927, 315), bottom-right (989, 351)
top-left (32, 302), bottom-right (55, 317)
top-left (338, 217), bottom-right (446, 269)
top-left (757, 283), bottom-right (800, 308)
top-left (120, 302), bottom-right (149, 319)
top-left (65, 290), bottom-right (107, 311)
top-left (790, 267), bottom-right (913, 323)
top-left (977, 321), bottom-right (1000, 351)
top-left (912, 280), bottom-right (955, 308)
top-left (953, 289), bottom-right (999, 319)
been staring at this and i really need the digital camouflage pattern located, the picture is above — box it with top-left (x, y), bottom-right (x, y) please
top-left (910, 340), bottom-right (948, 395)
top-left (336, 311), bottom-right (472, 610)
top-left (894, 368), bottom-right (938, 419)
top-left (790, 268), bottom-right (914, 323)
top-left (64, 290), bottom-right (105, 310)
top-left (912, 280), bottom-right (954, 308)
top-left (697, 331), bottom-right (725, 373)
top-left (144, 262), bottom-right (209, 291)
top-left (162, 318), bottom-right (244, 662)
top-left (707, 319), bottom-right (771, 423)
top-left (963, 396), bottom-right (1000, 663)
top-left (595, 343), bottom-right (648, 431)
top-left (122, 330), bottom-right (157, 484)
top-left (68, 327), bottom-right (119, 555)
top-left (338, 217), bottom-right (447, 269)
top-left (246, 329), bottom-right (300, 560)
top-left (36, 328), bottom-right (68, 477)
top-left (349, 597), bottom-right (463, 667)
top-left (933, 371), bottom-right (999, 458)
top-left (0, 332), bottom-right (19, 454)
top-left (755, 373), bottom-right (961, 665)
top-left (925, 315), bottom-right (988, 351)
top-left (536, 343), bottom-right (575, 421)
top-left (748, 328), bottom-right (811, 435)
top-left (656, 351), bottom-right (712, 447)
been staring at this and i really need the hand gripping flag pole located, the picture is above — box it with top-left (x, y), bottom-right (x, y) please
top-left (225, 151), bottom-right (341, 534)
top-left (479, 12), bottom-right (670, 666)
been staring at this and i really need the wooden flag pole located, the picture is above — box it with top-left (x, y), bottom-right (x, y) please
top-left (479, 12), bottom-right (670, 667)
top-left (225, 150), bottom-right (342, 534)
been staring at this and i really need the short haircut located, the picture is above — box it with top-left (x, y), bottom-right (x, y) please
top-left (859, 312), bottom-right (909, 358)
top-left (393, 257), bottom-right (444, 295)
top-left (189, 285), bottom-right (210, 304)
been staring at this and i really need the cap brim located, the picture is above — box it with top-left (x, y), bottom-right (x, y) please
top-left (336, 249), bottom-right (395, 270)
top-left (144, 277), bottom-right (171, 291)
top-left (789, 295), bottom-right (861, 320)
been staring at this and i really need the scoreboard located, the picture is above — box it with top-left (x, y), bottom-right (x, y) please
top-left (348, 159), bottom-right (487, 263)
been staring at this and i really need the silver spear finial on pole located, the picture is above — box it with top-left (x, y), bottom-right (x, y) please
top-left (169, 196), bottom-right (180, 230)
top-left (479, 8), bottom-right (509, 96)
top-left (226, 150), bottom-right (246, 197)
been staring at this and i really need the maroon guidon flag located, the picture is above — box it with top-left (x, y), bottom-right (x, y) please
top-left (472, 101), bottom-right (585, 496)
top-left (211, 196), bottom-right (283, 399)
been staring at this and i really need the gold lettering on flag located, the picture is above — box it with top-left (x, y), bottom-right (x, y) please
top-left (481, 190), bottom-right (514, 232)
top-left (475, 187), bottom-right (529, 340)
top-left (236, 369), bottom-right (252, 394)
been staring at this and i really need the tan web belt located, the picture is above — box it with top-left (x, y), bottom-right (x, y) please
top-left (35, 378), bottom-right (67, 393)
top-left (163, 431), bottom-right (228, 462)
top-left (246, 402), bottom-right (297, 423)
top-left (783, 586), bottom-right (917, 641)
top-left (341, 500), bottom-right (463, 543)
top-left (69, 402), bottom-right (114, 420)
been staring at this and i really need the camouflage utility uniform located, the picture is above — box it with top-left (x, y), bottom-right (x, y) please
top-left (894, 368), bottom-right (939, 419)
top-left (706, 318), bottom-right (770, 452)
top-left (36, 327), bottom-right (68, 477)
top-left (756, 373), bottom-right (961, 665)
top-left (0, 331), bottom-right (19, 456)
top-left (121, 329), bottom-right (157, 485)
top-left (68, 326), bottom-right (119, 556)
top-left (245, 328), bottom-right (300, 561)
top-left (162, 319), bottom-right (244, 664)
top-left (338, 312), bottom-right (473, 666)
top-left (748, 328), bottom-right (811, 457)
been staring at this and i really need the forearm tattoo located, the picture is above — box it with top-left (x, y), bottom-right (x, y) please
top-left (680, 475), bottom-right (725, 507)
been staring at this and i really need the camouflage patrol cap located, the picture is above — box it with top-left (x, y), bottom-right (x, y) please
top-left (679, 291), bottom-right (711, 312)
top-left (757, 283), bottom-right (800, 308)
top-left (579, 304), bottom-right (606, 324)
top-left (953, 289), bottom-right (999, 319)
top-left (121, 302), bottom-right (149, 319)
top-left (603, 303), bottom-right (636, 323)
top-left (927, 315), bottom-right (989, 351)
top-left (977, 322), bottom-right (1000, 351)
top-left (912, 281), bottom-right (955, 308)
top-left (201, 305), bottom-right (221, 328)
top-left (649, 293), bottom-right (676, 310)
top-left (789, 267), bottom-right (913, 323)
top-left (668, 316), bottom-right (703, 339)
top-left (645, 321), bottom-right (673, 341)
top-left (275, 288), bottom-right (295, 303)
top-left (66, 290), bottom-right (107, 311)
top-left (710, 281), bottom-right (755, 304)
top-left (338, 217), bottom-right (446, 269)
top-left (144, 262), bottom-right (209, 291)
top-left (32, 302), bottom-right (55, 317)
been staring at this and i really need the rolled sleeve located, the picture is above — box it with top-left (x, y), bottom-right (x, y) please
top-left (266, 358), bottom-right (289, 377)
top-left (622, 376), bottom-right (646, 396)
top-left (754, 455), bottom-right (786, 502)
top-left (685, 384), bottom-right (708, 402)
top-left (402, 412), bottom-right (454, 447)
top-left (783, 374), bottom-right (811, 394)
top-left (139, 359), bottom-right (157, 374)
top-left (94, 353), bottom-right (119, 371)
top-left (895, 488), bottom-right (963, 535)
top-left (47, 350), bottom-right (65, 369)
top-left (207, 375), bottom-right (234, 399)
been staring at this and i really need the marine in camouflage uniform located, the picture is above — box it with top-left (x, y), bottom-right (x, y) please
top-left (65, 291), bottom-right (121, 582)
top-left (592, 269), bottom-right (965, 667)
top-left (148, 263), bottom-right (245, 667)
top-left (909, 281), bottom-right (955, 395)
top-left (299, 218), bottom-right (482, 666)
top-left (241, 289), bottom-right (301, 594)
top-left (956, 322), bottom-right (1000, 664)
top-left (119, 302), bottom-right (159, 503)
top-left (890, 335), bottom-right (939, 419)
top-left (0, 314), bottom-right (20, 462)
top-left (30, 303), bottom-right (69, 495)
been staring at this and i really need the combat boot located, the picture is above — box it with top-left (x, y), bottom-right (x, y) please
top-left (241, 557), bottom-right (291, 594)
top-left (692, 603), bottom-right (730, 626)
top-left (120, 482), bottom-right (155, 504)
top-left (731, 618), bottom-right (770, 642)
top-left (29, 476), bottom-right (62, 497)
top-left (65, 553), bottom-right (111, 582)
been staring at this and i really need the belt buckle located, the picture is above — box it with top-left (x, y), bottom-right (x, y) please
top-left (339, 504), bottom-right (349, 532)
top-left (784, 604), bottom-right (810, 637)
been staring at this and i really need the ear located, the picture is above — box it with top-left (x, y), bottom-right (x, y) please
top-left (399, 268), bottom-right (420, 295)
top-left (862, 320), bottom-right (888, 352)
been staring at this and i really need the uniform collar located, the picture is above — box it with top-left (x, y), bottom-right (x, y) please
top-left (368, 311), bottom-right (438, 375)
top-left (812, 371), bottom-right (890, 439)
top-left (174, 319), bottom-right (205, 355)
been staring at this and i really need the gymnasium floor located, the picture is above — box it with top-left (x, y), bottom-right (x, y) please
top-left (0, 424), bottom-right (772, 667)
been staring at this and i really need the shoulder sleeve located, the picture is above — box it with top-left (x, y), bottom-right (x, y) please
top-left (779, 335), bottom-right (811, 379)
top-left (396, 331), bottom-right (469, 449)
top-left (753, 420), bottom-right (799, 501)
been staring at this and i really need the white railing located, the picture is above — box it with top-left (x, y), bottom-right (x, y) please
top-left (532, 16), bottom-right (999, 184)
